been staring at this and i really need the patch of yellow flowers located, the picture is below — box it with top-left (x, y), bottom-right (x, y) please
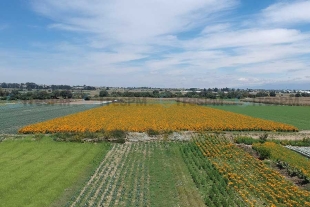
top-left (19, 104), bottom-right (298, 134)
top-left (195, 135), bottom-right (310, 207)
top-left (253, 142), bottom-right (310, 180)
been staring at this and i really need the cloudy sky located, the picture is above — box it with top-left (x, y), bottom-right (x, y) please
top-left (1, 0), bottom-right (310, 89)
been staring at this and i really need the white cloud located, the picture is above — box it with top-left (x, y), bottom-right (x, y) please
top-left (185, 28), bottom-right (308, 50)
top-left (31, 0), bottom-right (238, 43)
top-left (2, 0), bottom-right (309, 89)
top-left (200, 23), bottom-right (231, 34)
top-left (236, 61), bottom-right (309, 74)
top-left (261, 0), bottom-right (310, 25)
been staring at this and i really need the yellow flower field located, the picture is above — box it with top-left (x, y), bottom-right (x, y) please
top-left (18, 104), bottom-right (298, 133)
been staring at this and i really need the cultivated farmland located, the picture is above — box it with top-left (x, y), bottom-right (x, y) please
top-left (0, 137), bottom-right (110, 207)
top-left (63, 135), bottom-right (310, 207)
top-left (286, 146), bottom-right (310, 158)
top-left (0, 103), bottom-right (99, 134)
top-left (195, 135), bottom-right (310, 207)
top-left (1, 101), bottom-right (310, 207)
top-left (210, 105), bottom-right (310, 130)
top-left (253, 142), bottom-right (310, 182)
top-left (1, 133), bottom-right (310, 206)
top-left (19, 104), bottom-right (298, 134)
top-left (68, 142), bottom-right (205, 207)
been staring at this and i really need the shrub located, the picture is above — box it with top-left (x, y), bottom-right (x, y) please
top-left (146, 129), bottom-right (160, 136)
top-left (259, 133), bottom-right (268, 143)
top-left (107, 130), bottom-right (126, 143)
top-left (234, 136), bottom-right (259, 145)
top-left (253, 143), bottom-right (271, 160)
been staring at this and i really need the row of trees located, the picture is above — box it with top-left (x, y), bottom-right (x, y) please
top-left (0, 89), bottom-right (75, 100)
top-left (295, 92), bottom-right (310, 97)
top-left (97, 89), bottom-right (272, 99)
top-left (0, 82), bottom-right (96, 91)
top-left (1, 87), bottom-right (299, 101)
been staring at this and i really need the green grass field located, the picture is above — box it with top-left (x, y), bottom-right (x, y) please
top-left (0, 136), bottom-right (110, 207)
top-left (209, 105), bottom-right (310, 130)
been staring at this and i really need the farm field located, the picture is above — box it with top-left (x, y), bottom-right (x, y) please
top-left (253, 142), bottom-right (310, 182)
top-left (286, 146), bottom-right (310, 158)
top-left (19, 104), bottom-right (298, 134)
top-left (68, 142), bottom-right (205, 207)
top-left (68, 135), bottom-right (310, 207)
top-left (210, 105), bottom-right (310, 130)
top-left (1, 134), bottom-right (310, 206)
top-left (0, 136), bottom-right (110, 207)
top-left (0, 103), bottom-right (99, 134)
top-left (194, 134), bottom-right (310, 207)
top-left (241, 97), bottom-right (310, 106)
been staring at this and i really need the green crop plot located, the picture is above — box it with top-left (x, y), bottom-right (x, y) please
top-left (209, 105), bottom-right (310, 130)
top-left (68, 142), bottom-right (205, 207)
top-left (0, 136), bottom-right (110, 207)
top-left (0, 103), bottom-right (99, 134)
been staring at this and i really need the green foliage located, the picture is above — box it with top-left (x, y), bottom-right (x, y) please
top-left (252, 143), bottom-right (271, 160)
top-left (51, 130), bottom-right (128, 143)
top-left (146, 129), bottom-right (160, 136)
top-left (234, 136), bottom-right (260, 145)
top-left (99, 90), bottom-right (108, 97)
top-left (270, 91), bottom-right (276, 97)
top-left (278, 138), bottom-right (310, 147)
top-left (106, 130), bottom-right (126, 143)
top-left (259, 133), bottom-right (268, 143)
top-left (254, 142), bottom-right (310, 183)
top-left (181, 141), bottom-right (245, 206)
top-left (108, 129), bottom-right (126, 139)
top-left (67, 142), bottom-right (205, 207)
top-left (60, 90), bottom-right (73, 99)
top-left (234, 136), bottom-right (310, 147)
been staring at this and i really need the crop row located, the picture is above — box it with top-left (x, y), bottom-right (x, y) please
top-left (68, 141), bottom-right (211, 207)
top-left (253, 142), bottom-right (310, 182)
top-left (0, 104), bottom-right (98, 134)
top-left (68, 142), bottom-right (150, 207)
top-left (195, 134), bottom-right (310, 207)
top-left (19, 104), bottom-right (298, 134)
top-left (180, 141), bottom-right (246, 206)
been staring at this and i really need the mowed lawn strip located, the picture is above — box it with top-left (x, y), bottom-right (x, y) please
top-left (0, 137), bottom-right (110, 207)
top-left (210, 105), bottom-right (310, 130)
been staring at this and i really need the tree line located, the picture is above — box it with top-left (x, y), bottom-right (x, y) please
top-left (0, 82), bottom-right (96, 90)
top-left (98, 89), bottom-right (274, 99)
top-left (0, 89), bottom-right (81, 100)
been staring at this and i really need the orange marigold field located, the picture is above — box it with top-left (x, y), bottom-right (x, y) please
top-left (18, 104), bottom-right (298, 133)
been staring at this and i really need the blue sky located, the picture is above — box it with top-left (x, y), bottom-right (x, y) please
top-left (1, 0), bottom-right (310, 89)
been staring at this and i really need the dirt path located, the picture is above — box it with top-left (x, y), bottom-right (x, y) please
top-left (223, 131), bottom-right (310, 141)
